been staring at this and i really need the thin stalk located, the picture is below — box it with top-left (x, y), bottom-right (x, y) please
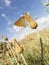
top-left (36, 29), bottom-right (44, 65)
top-left (40, 38), bottom-right (44, 65)
top-left (20, 53), bottom-right (27, 65)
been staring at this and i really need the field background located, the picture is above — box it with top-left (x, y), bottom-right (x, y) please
top-left (0, 28), bottom-right (49, 65)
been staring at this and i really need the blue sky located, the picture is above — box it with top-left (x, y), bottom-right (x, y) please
top-left (0, 0), bottom-right (49, 41)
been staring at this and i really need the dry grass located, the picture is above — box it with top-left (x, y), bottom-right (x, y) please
top-left (0, 28), bottom-right (49, 65)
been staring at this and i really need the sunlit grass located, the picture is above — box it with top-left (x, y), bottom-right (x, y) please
top-left (0, 29), bottom-right (49, 65)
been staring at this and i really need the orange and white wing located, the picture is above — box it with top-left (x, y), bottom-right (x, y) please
top-left (14, 16), bottom-right (26, 27)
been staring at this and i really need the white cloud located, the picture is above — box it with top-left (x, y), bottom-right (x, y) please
top-left (1, 13), bottom-right (6, 17)
top-left (18, 26), bottom-right (35, 40)
top-left (7, 26), bottom-right (24, 33)
top-left (5, 0), bottom-right (11, 6)
top-left (36, 15), bottom-right (49, 30)
top-left (17, 12), bottom-right (20, 15)
top-left (8, 21), bottom-right (11, 25)
top-left (13, 26), bottom-right (24, 32)
top-left (20, 14), bottom-right (23, 17)
top-left (7, 27), bottom-right (14, 32)
top-left (7, 26), bottom-right (35, 40)
top-left (1, 13), bottom-right (11, 25)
